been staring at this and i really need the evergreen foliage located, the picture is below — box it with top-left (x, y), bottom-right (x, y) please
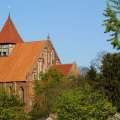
top-left (87, 65), bottom-right (97, 80)
top-left (85, 52), bottom-right (120, 111)
top-left (104, 0), bottom-right (120, 49)
top-left (101, 53), bottom-right (120, 81)
top-left (100, 53), bottom-right (120, 111)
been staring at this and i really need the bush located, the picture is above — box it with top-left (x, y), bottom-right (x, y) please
top-left (55, 86), bottom-right (116, 120)
top-left (0, 91), bottom-right (31, 120)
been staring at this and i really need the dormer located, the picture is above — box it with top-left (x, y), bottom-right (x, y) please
top-left (0, 43), bottom-right (15, 56)
top-left (0, 15), bottom-right (24, 56)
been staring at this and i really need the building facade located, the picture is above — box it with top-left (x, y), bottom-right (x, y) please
top-left (0, 15), bottom-right (80, 112)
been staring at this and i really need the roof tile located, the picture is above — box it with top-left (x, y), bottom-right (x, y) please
top-left (0, 41), bottom-right (47, 82)
top-left (52, 64), bottom-right (73, 76)
top-left (0, 15), bottom-right (23, 43)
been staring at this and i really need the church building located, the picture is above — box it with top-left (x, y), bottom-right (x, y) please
top-left (0, 15), bottom-right (80, 111)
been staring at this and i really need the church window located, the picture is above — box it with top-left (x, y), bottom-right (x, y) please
top-left (8, 86), bottom-right (12, 95)
top-left (33, 73), bottom-right (37, 80)
top-left (19, 87), bottom-right (24, 103)
top-left (51, 50), bottom-right (55, 64)
top-left (0, 44), bottom-right (9, 56)
top-left (39, 58), bottom-right (44, 72)
top-left (3, 52), bottom-right (7, 56)
top-left (43, 48), bottom-right (48, 71)
top-left (0, 44), bottom-right (15, 57)
top-left (37, 58), bottom-right (44, 79)
top-left (48, 52), bottom-right (51, 65)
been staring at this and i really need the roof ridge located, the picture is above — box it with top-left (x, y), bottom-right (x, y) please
top-left (24, 40), bottom-right (47, 44)
top-left (54, 63), bottom-right (73, 66)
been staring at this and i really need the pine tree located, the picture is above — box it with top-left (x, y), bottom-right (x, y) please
top-left (87, 65), bottom-right (97, 81)
top-left (104, 0), bottom-right (120, 49)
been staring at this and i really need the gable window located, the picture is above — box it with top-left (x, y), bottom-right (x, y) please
top-left (39, 58), bottom-right (44, 72)
top-left (0, 44), bottom-right (15, 57)
top-left (38, 58), bottom-right (44, 75)
top-left (0, 44), bottom-right (9, 56)
top-left (48, 52), bottom-right (51, 66)
top-left (43, 48), bottom-right (48, 71)
top-left (3, 52), bottom-right (7, 56)
top-left (51, 49), bottom-right (55, 64)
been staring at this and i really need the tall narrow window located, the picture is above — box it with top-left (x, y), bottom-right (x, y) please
top-left (38, 58), bottom-right (44, 73)
top-left (48, 52), bottom-right (51, 66)
top-left (51, 49), bottom-right (55, 64)
top-left (8, 86), bottom-right (12, 95)
top-left (43, 48), bottom-right (48, 71)
top-left (19, 87), bottom-right (24, 103)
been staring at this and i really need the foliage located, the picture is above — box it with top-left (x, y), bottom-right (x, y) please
top-left (55, 86), bottom-right (116, 120)
top-left (86, 65), bottom-right (97, 81)
top-left (85, 52), bottom-right (120, 111)
top-left (108, 113), bottom-right (120, 120)
top-left (101, 53), bottom-right (120, 81)
top-left (101, 80), bottom-right (120, 111)
top-left (0, 91), bottom-right (31, 120)
top-left (90, 51), bottom-right (107, 71)
top-left (31, 68), bottom-right (65, 119)
top-left (104, 0), bottom-right (120, 49)
top-left (100, 52), bottom-right (120, 111)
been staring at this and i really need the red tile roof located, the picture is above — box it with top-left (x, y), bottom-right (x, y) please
top-left (0, 15), bottom-right (23, 43)
top-left (0, 41), bottom-right (47, 82)
top-left (52, 64), bottom-right (74, 76)
top-left (0, 16), bottom-right (78, 82)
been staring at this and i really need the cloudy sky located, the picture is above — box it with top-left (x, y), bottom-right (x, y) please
top-left (0, 0), bottom-right (116, 67)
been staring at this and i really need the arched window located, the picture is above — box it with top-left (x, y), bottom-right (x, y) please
top-left (19, 87), bottom-right (24, 103)
top-left (8, 86), bottom-right (12, 95)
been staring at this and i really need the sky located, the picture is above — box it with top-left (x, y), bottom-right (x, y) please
top-left (0, 0), bottom-right (116, 67)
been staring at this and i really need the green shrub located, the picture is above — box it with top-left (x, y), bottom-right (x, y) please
top-left (0, 91), bottom-right (31, 120)
top-left (55, 86), bottom-right (116, 120)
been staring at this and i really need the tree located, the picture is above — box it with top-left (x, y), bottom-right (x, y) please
top-left (0, 90), bottom-right (31, 120)
top-left (55, 86), bottom-right (116, 120)
top-left (90, 51), bottom-right (107, 71)
top-left (101, 53), bottom-right (120, 81)
top-left (87, 65), bottom-right (97, 81)
top-left (100, 52), bottom-right (120, 111)
top-left (31, 68), bottom-right (65, 119)
top-left (104, 0), bottom-right (120, 49)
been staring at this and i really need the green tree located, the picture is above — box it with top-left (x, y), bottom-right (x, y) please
top-left (100, 53), bottom-right (120, 111)
top-left (87, 65), bottom-right (97, 81)
top-left (0, 90), bottom-right (31, 120)
top-left (104, 0), bottom-right (120, 49)
top-left (31, 68), bottom-right (65, 119)
top-left (101, 53), bottom-right (120, 81)
top-left (55, 86), bottom-right (116, 120)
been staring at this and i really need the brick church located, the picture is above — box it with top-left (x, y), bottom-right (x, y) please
top-left (0, 15), bottom-right (80, 111)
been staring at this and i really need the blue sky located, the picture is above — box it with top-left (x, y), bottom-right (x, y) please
top-left (0, 0), bottom-right (116, 67)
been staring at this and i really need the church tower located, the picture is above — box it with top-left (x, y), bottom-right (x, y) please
top-left (0, 15), bottom-right (23, 56)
